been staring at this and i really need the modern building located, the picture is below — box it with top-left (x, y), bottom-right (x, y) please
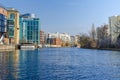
top-left (48, 32), bottom-right (60, 38)
top-left (109, 15), bottom-right (120, 44)
top-left (20, 13), bottom-right (40, 44)
top-left (44, 32), bottom-right (73, 47)
top-left (52, 38), bottom-right (62, 45)
top-left (40, 30), bottom-right (45, 44)
top-left (46, 37), bottom-right (62, 45)
top-left (0, 5), bottom-right (7, 44)
top-left (60, 33), bottom-right (71, 43)
top-left (45, 32), bottom-right (71, 42)
top-left (45, 32), bottom-right (60, 44)
top-left (7, 8), bottom-right (20, 44)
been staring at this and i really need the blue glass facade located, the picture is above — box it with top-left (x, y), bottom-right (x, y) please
top-left (0, 14), bottom-right (7, 32)
top-left (20, 14), bottom-right (40, 44)
top-left (7, 19), bottom-right (14, 38)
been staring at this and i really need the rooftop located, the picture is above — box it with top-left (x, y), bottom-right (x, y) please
top-left (7, 8), bottom-right (19, 12)
top-left (20, 13), bottom-right (36, 18)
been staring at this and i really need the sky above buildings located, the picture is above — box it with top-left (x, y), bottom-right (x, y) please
top-left (1, 0), bottom-right (120, 35)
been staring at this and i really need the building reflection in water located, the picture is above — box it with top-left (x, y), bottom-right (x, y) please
top-left (0, 50), bottom-right (39, 80)
top-left (0, 50), bottom-right (20, 80)
top-left (18, 50), bottom-right (39, 79)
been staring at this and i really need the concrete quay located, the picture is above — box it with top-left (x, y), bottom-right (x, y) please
top-left (0, 45), bottom-right (15, 51)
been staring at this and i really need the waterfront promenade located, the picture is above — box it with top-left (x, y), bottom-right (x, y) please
top-left (0, 45), bottom-right (15, 51)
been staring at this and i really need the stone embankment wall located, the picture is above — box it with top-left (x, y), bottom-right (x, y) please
top-left (0, 45), bottom-right (15, 50)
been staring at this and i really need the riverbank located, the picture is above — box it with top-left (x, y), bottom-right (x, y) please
top-left (82, 47), bottom-right (120, 51)
top-left (0, 45), bottom-right (15, 51)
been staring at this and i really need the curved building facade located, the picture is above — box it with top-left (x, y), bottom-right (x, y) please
top-left (7, 8), bottom-right (20, 44)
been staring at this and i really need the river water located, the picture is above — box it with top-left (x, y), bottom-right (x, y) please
top-left (0, 48), bottom-right (120, 80)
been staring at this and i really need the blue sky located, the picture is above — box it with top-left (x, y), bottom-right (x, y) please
top-left (1, 0), bottom-right (120, 35)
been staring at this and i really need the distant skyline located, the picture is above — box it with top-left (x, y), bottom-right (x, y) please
top-left (1, 0), bottom-right (120, 35)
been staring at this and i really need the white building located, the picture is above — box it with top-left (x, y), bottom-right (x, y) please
top-left (45, 32), bottom-right (71, 42)
top-left (109, 15), bottom-right (120, 44)
top-left (60, 33), bottom-right (71, 43)
top-left (48, 32), bottom-right (60, 38)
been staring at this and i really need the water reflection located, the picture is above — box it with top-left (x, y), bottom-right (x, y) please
top-left (0, 50), bottom-right (20, 80)
top-left (0, 50), bottom-right (39, 80)
top-left (1, 48), bottom-right (120, 80)
top-left (18, 50), bottom-right (39, 79)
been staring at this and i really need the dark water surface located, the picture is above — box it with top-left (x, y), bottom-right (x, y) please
top-left (0, 48), bottom-right (120, 80)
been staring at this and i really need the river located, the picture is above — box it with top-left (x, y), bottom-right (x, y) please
top-left (0, 48), bottom-right (120, 80)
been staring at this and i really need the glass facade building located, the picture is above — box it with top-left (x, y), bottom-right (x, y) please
top-left (0, 5), bottom-right (7, 33)
top-left (7, 15), bottom-right (14, 38)
top-left (20, 14), bottom-right (40, 44)
top-left (0, 14), bottom-right (7, 32)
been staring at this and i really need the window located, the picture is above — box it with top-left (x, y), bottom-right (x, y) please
top-left (0, 21), bottom-right (1, 26)
top-left (9, 27), bottom-right (14, 37)
top-left (35, 21), bottom-right (38, 25)
top-left (27, 26), bottom-right (30, 30)
top-left (35, 26), bottom-right (38, 30)
top-left (10, 13), bottom-right (15, 19)
top-left (0, 14), bottom-right (6, 21)
top-left (1, 28), bottom-right (5, 32)
top-left (8, 20), bottom-right (14, 25)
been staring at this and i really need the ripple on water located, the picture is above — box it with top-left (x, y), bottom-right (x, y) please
top-left (0, 48), bottom-right (120, 80)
